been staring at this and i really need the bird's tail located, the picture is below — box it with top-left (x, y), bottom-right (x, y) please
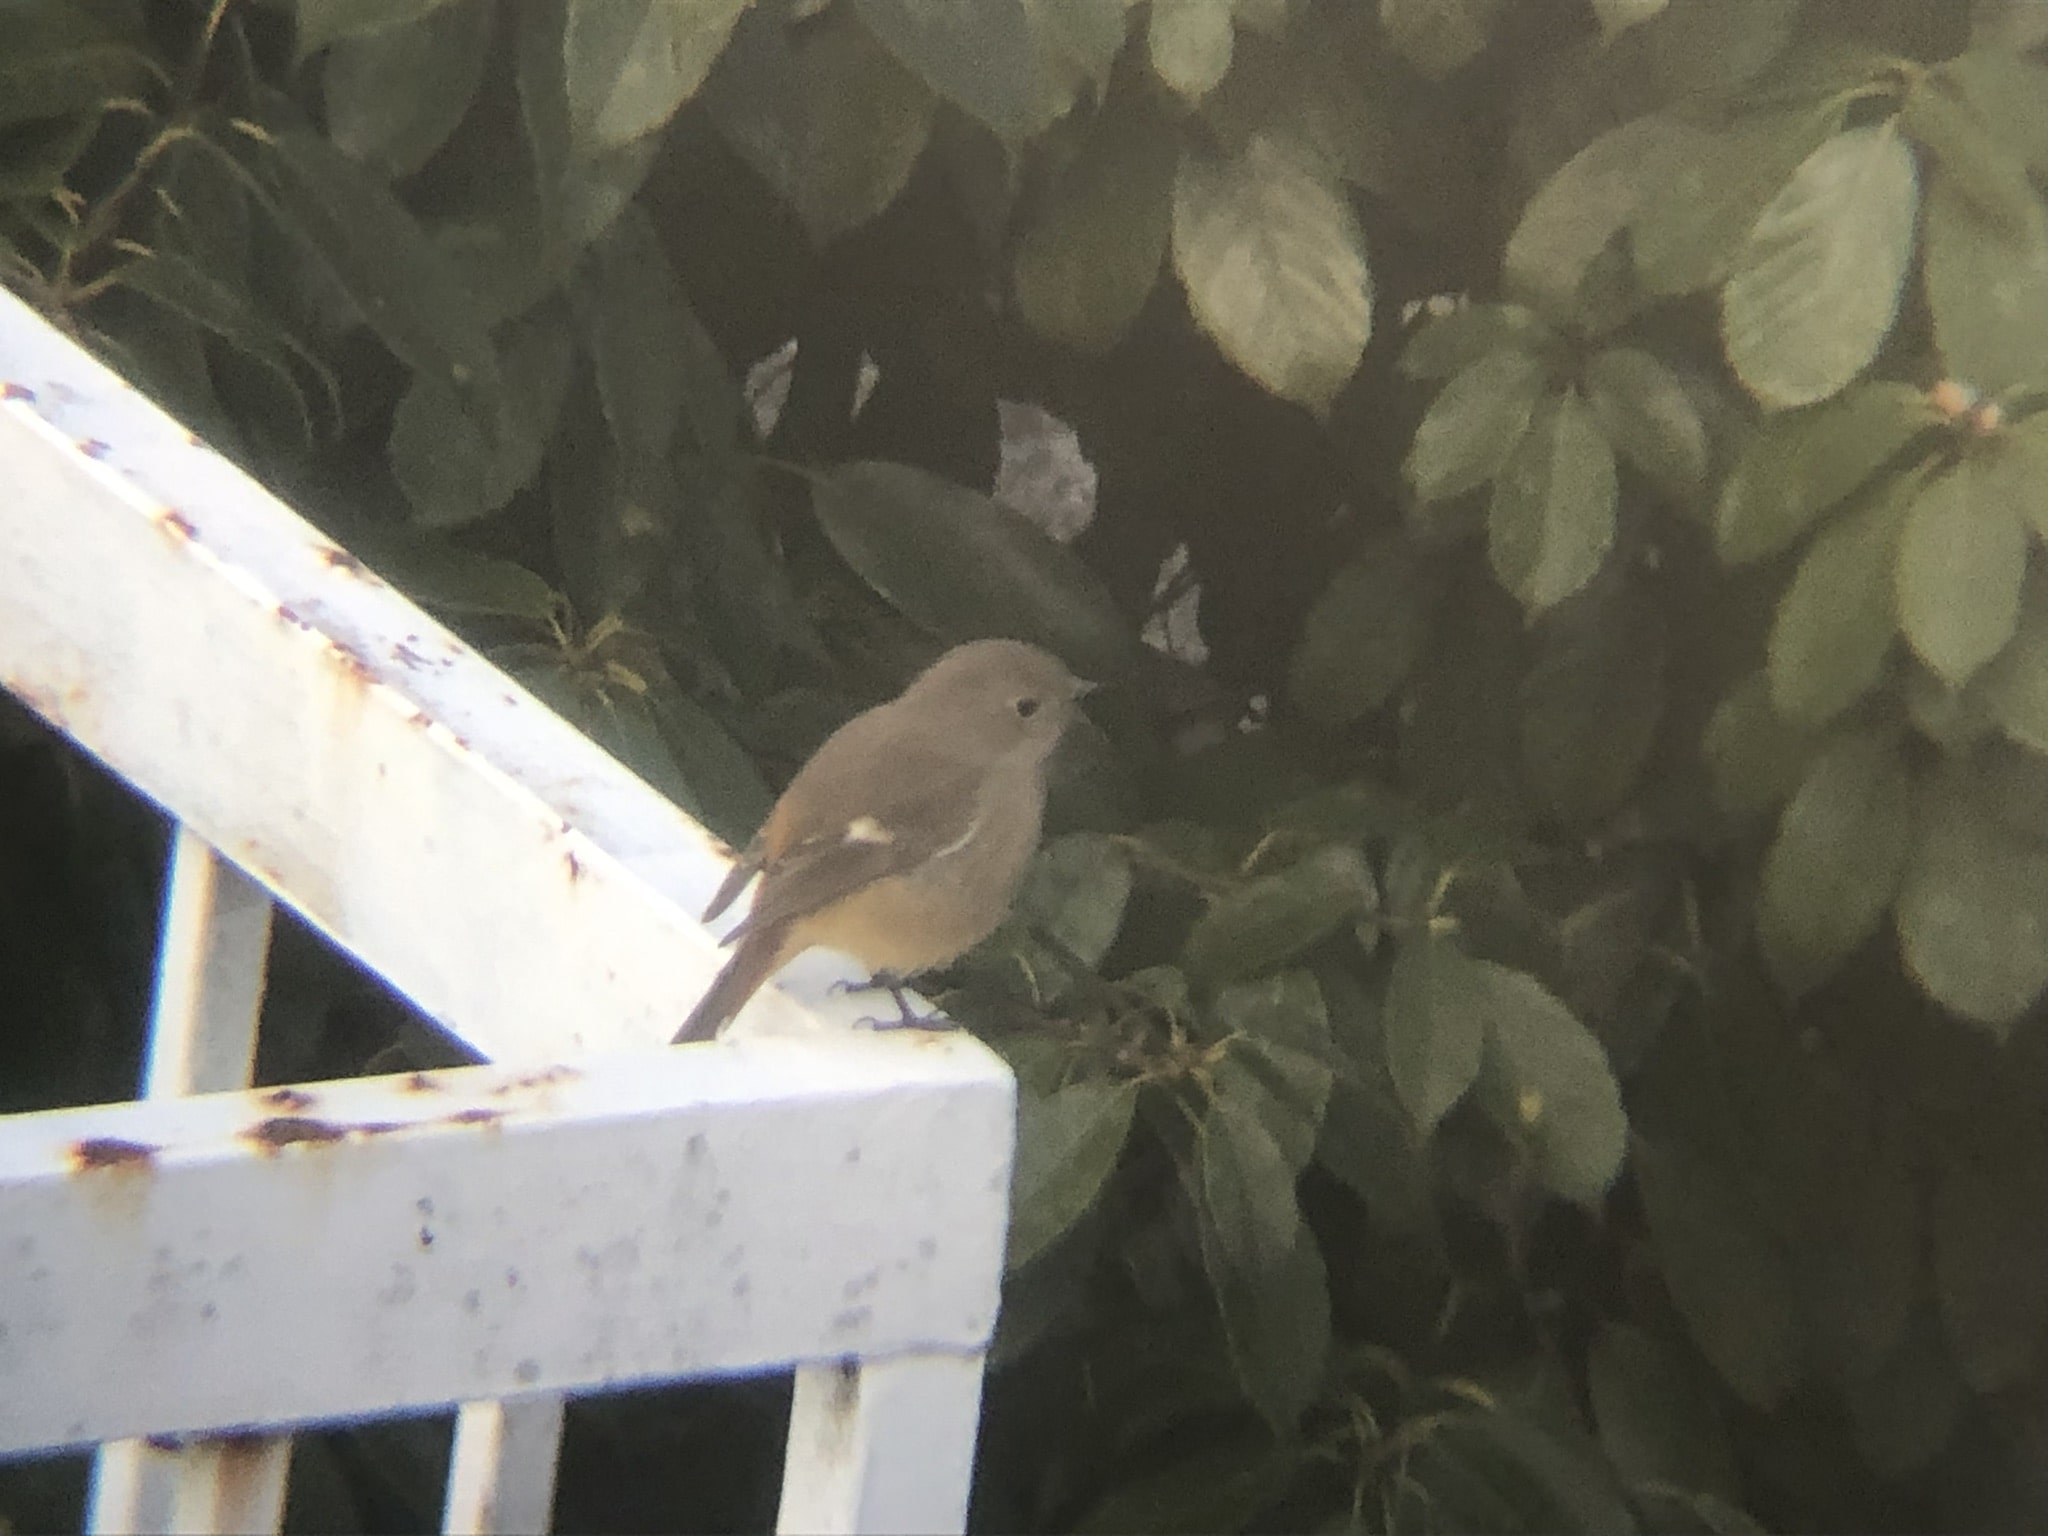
top-left (672, 930), bottom-right (786, 1043)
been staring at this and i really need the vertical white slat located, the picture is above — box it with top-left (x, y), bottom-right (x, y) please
top-left (776, 1354), bottom-right (990, 1536)
top-left (88, 828), bottom-right (287, 1536)
top-left (442, 1398), bottom-right (569, 1536)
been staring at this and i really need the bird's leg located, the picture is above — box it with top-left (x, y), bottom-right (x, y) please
top-left (832, 970), bottom-right (954, 1032)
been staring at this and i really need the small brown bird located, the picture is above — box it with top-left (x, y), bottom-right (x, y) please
top-left (673, 639), bottom-right (1087, 1043)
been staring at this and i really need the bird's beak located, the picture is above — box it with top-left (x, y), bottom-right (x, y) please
top-left (1070, 676), bottom-right (1100, 700)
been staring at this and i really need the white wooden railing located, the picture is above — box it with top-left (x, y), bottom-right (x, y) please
top-left (0, 287), bottom-right (1016, 1534)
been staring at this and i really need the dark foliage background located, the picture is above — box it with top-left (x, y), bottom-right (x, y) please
top-left (5, 0), bottom-right (2048, 1529)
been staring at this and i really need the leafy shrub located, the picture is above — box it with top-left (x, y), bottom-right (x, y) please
top-left (5, 0), bottom-right (2048, 1529)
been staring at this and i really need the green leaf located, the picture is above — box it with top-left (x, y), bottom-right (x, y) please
top-left (1287, 532), bottom-right (1440, 727)
top-left (323, 0), bottom-right (490, 176)
top-left (1703, 671), bottom-right (1820, 820)
top-left (572, 205), bottom-right (737, 461)
top-left (1198, 1090), bottom-right (1300, 1273)
top-left (648, 688), bottom-right (775, 844)
top-left (1182, 844), bottom-right (1377, 986)
top-left (1171, 133), bottom-right (1373, 418)
top-left (1519, 567), bottom-right (1668, 825)
top-left (1946, 49), bottom-right (2048, 183)
top-left (1631, 103), bottom-right (1845, 297)
top-left (1583, 347), bottom-right (1708, 500)
top-left (1720, 124), bottom-right (1920, 409)
top-left (1378, 0), bottom-right (1500, 78)
top-left (1029, 0), bottom-right (1136, 91)
top-left (1213, 971), bottom-right (1335, 1171)
top-left (1405, 348), bottom-right (1548, 504)
top-left (1633, 1136), bottom-right (1804, 1409)
top-left (1932, 1114), bottom-right (2048, 1392)
top-left (1382, 938), bottom-right (1489, 1137)
top-left (1195, 1157), bottom-right (1331, 1431)
top-left (1896, 772), bottom-right (2048, 1032)
top-left (1982, 584), bottom-right (2048, 752)
top-left (391, 304), bottom-right (573, 526)
top-left (1488, 388), bottom-right (1618, 614)
top-left (584, 686), bottom-right (704, 813)
top-left (1012, 98), bottom-right (1176, 353)
top-left (808, 461), bottom-right (1134, 681)
top-left (701, 1), bottom-right (936, 245)
top-left (1766, 466), bottom-right (1916, 725)
top-left (1504, 115), bottom-right (1703, 320)
top-left (1591, 0), bottom-right (1666, 38)
top-left (1013, 831), bottom-right (1134, 970)
top-left (1903, 72), bottom-right (2042, 243)
top-left (1896, 460), bottom-right (2028, 689)
top-left (1714, 382), bottom-right (1939, 566)
top-left (516, 0), bottom-right (661, 255)
top-left (1587, 1323), bottom-right (1740, 1501)
top-left (294, 0), bottom-right (463, 59)
top-left (853, 0), bottom-right (1066, 144)
top-left (1922, 161), bottom-right (2048, 400)
top-left (0, 5), bottom-right (160, 130)
top-left (1757, 727), bottom-right (1913, 993)
top-left (1147, 0), bottom-right (1234, 101)
top-left (1970, 1), bottom-right (2048, 53)
top-left (110, 252), bottom-right (333, 448)
top-left (212, 110), bottom-right (500, 396)
top-left (1008, 1075), bottom-right (1139, 1269)
top-left (564, 0), bottom-right (749, 152)
top-left (338, 531), bottom-right (566, 625)
top-left (1397, 302), bottom-right (1551, 380)
top-left (1473, 964), bottom-right (1627, 1204)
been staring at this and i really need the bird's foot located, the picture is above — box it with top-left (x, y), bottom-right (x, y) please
top-left (832, 972), bottom-right (955, 1033)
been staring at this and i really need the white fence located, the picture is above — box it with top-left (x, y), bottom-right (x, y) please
top-left (0, 287), bottom-right (1016, 1534)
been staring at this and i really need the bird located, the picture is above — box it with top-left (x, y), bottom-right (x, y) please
top-left (672, 639), bottom-right (1088, 1043)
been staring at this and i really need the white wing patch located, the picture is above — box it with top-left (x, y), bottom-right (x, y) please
top-left (843, 815), bottom-right (895, 845)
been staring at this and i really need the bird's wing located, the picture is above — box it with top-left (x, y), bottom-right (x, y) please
top-left (728, 732), bottom-right (989, 943)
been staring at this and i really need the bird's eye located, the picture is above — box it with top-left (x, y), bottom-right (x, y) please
top-left (1014, 695), bottom-right (1041, 718)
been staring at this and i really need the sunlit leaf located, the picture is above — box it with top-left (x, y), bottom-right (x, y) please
top-left (1406, 348), bottom-right (1548, 503)
top-left (1721, 125), bottom-right (1920, 409)
top-left (1922, 161), bottom-right (2048, 400)
top-left (323, 0), bottom-right (490, 176)
top-left (1715, 382), bottom-right (1939, 566)
top-left (1766, 466), bottom-right (1917, 725)
top-left (1172, 133), bottom-right (1373, 417)
top-left (1488, 388), bottom-right (1617, 613)
top-left (1473, 964), bottom-right (1627, 1204)
top-left (1505, 115), bottom-right (1701, 319)
top-left (1895, 458), bottom-right (2028, 688)
top-left (564, 0), bottom-right (750, 152)
top-left (1147, 0), bottom-right (1234, 102)
top-left (1582, 345), bottom-right (1707, 500)
top-left (1631, 103), bottom-right (1844, 296)
top-left (1382, 938), bottom-right (1489, 1136)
